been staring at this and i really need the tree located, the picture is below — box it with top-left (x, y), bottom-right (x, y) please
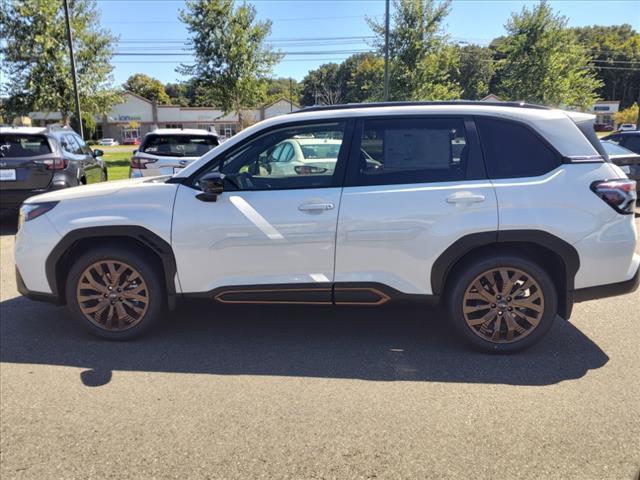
top-left (265, 78), bottom-right (301, 105)
top-left (572, 25), bottom-right (640, 108)
top-left (454, 44), bottom-right (495, 100)
top-left (300, 63), bottom-right (345, 106)
top-left (0, 0), bottom-right (120, 127)
top-left (368, 0), bottom-right (461, 101)
top-left (123, 74), bottom-right (170, 104)
top-left (495, 1), bottom-right (601, 108)
top-left (614, 103), bottom-right (639, 125)
top-left (340, 53), bottom-right (385, 103)
top-left (178, 0), bottom-right (282, 128)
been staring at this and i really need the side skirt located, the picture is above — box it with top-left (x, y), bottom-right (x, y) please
top-left (184, 283), bottom-right (439, 306)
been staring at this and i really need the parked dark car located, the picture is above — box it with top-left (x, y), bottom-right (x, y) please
top-left (601, 140), bottom-right (640, 194)
top-left (594, 123), bottom-right (614, 132)
top-left (0, 126), bottom-right (107, 213)
top-left (602, 130), bottom-right (640, 155)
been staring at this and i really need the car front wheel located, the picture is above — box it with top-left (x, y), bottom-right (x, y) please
top-left (448, 255), bottom-right (558, 353)
top-left (66, 246), bottom-right (164, 339)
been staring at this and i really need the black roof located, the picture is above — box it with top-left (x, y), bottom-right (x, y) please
top-left (291, 100), bottom-right (550, 114)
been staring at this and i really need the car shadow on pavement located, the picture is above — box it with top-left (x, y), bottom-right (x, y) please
top-left (0, 215), bottom-right (18, 236)
top-left (0, 296), bottom-right (609, 387)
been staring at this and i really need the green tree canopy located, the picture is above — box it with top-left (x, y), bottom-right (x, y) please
top-left (123, 73), bottom-right (170, 104)
top-left (368, 0), bottom-right (461, 101)
top-left (178, 0), bottom-right (282, 128)
top-left (340, 53), bottom-right (385, 103)
top-left (300, 63), bottom-right (344, 106)
top-left (0, 0), bottom-right (120, 125)
top-left (454, 44), bottom-right (495, 100)
top-left (264, 78), bottom-right (301, 106)
top-left (495, 0), bottom-right (602, 108)
top-left (572, 25), bottom-right (640, 108)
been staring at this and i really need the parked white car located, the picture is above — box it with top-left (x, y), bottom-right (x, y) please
top-left (618, 123), bottom-right (637, 132)
top-left (98, 138), bottom-right (119, 146)
top-left (14, 102), bottom-right (639, 352)
top-left (130, 129), bottom-right (219, 177)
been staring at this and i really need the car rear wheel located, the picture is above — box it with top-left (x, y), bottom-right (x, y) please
top-left (447, 255), bottom-right (557, 353)
top-left (66, 246), bottom-right (164, 339)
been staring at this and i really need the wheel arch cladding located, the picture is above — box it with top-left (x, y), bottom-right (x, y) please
top-left (45, 226), bottom-right (178, 308)
top-left (432, 230), bottom-right (580, 319)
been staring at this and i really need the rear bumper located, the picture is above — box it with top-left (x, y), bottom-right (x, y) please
top-left (0, 176), bottom-right (74, 210)
top-left (0, 189), bottom-right (43, 211)
top-left (573, 262), bottom-right (640, 302)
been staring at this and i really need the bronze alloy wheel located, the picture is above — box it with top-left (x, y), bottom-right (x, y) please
top-left (76, 260), bottom-right (150, 331)
top-left (462, 267), bottom-right (545, 344)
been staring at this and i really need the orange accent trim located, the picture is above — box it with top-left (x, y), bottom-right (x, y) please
top-left (334, 287), bottom-right (391, 306)
top-left (214, 288), bottom-right (332, 305)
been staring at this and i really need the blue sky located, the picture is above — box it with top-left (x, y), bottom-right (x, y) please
top-left (98, 0), bottom-right (640, 85)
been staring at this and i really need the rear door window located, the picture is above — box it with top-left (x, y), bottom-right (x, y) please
top-left (0, 134), bottom-right (52, 157)
top-left (62, 134), bottom-right (83, 155)
top-left (476, 117), bottom-right (561, 179)
top-left (347, 117), bottom-right (469, 186)
top-left (142, 135), bottom-right (219, 157)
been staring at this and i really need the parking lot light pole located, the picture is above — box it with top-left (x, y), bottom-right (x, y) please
top-left (383, 0), bottom-right (390, 102)
top-left (63, 0), bottom-right (83, 138)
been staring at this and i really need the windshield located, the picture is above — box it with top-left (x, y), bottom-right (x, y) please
top-left (141, 135), bottom-right (218, 157)
top-left (0, 134), bottom-right (52, 157)
top-left (601, 140), bottom-right (634, 156)
top-left (299, 143), bottom-right (341, 159)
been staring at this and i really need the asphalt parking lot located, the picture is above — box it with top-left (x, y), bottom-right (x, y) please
top-left (1, 215), bottom-right (639, 480)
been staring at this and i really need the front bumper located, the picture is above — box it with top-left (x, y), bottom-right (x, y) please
top-left (573, 262), bottom-right (640, 302)
top-left (16, 266), bottom-right (62, 305)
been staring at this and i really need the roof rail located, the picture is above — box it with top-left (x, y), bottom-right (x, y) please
top-left (290, 100), bottom-right (550, 114)
top-left (46, 124), bottom-right (74, 132)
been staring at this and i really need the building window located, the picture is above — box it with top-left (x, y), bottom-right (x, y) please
top-left (217, 123), bottom-right (237, 138)
top-left (164, 123), bottom-right (183, 129)
top-left (122, 127), bottom-right (140, 142)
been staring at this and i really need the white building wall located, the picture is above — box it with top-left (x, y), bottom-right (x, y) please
top-left (106, 94), bottom-right (154, 123)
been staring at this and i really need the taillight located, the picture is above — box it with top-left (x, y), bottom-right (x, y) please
top-left (591, 179), bottom-right (637, 214)
top-left (131, 156), bottom-right (157, 169)
top-left (35, 158), bottom-right (67, 170)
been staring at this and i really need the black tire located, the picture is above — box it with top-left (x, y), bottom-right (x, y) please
top-left (65, 245), bottom-right (165, 340)
top-left (447, 254), bottom-right (558, 353)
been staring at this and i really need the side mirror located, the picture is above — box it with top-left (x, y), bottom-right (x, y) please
top-left (196, 172), bottom-right (225, 202)
top-left (132, 149), bottom-right (138, 155)
top-left (92, 149), bottom-right (104, 157)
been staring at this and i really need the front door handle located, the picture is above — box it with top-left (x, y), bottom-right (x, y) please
top-left (298, 202), bottom-right (335, 212)
top-left (446, 192), bottom-right (486, 204)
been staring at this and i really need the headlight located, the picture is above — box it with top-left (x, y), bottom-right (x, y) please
top-left (18, 202), bottom-right (59, 229)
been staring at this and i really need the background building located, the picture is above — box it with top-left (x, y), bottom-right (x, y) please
top-left (29, 93), bottom-right (299, 141)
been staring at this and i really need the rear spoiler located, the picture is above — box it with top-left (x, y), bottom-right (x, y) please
top-left (566, 112), bottom-right (610, 163)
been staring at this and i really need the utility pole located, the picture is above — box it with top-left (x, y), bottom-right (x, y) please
top-left (63, 0), bottom-right (83, 137)
top-left (289, 78), bottom-right (293, 111)
top-left (383, 0), bottom-right (390, 102)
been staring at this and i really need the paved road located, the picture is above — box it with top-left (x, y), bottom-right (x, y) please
top-left (1, 216), bottom-right (639, 480)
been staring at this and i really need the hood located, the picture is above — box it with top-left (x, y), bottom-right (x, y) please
top-left (25, 176), bottom-right (166, 204)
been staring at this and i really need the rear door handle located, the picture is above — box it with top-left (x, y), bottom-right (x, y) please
top-left (446, 192), bottom-right (486, 204)
top-left (298, 202), bottom-right (335, 212)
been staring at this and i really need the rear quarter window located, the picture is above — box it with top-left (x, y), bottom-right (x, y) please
top-left (0, 134), bottom-right (52, 157)
top-left (476, 117), bottom-right (561, 179)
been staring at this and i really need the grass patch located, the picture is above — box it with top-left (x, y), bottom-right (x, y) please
top-left (101, 150), bottom-right (131, 181)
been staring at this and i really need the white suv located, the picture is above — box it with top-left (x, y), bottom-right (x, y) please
top-left (15, 102), bottom-right (639, 352)
top-left (130, 128), bottom-right (219, 177)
